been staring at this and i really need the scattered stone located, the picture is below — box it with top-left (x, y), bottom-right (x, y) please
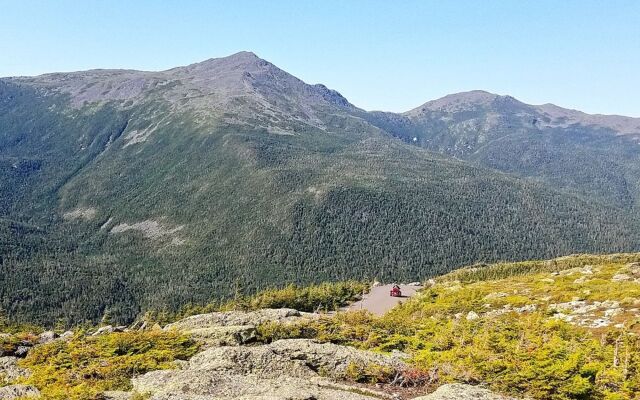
top-left (587, 318), bottom-right (611, 328)
top-left (553, 312), bottom-right (574, 322)
top-left (14, 346), bottom-right (30, 358)
top-left (604, 308), bottom-right (623, 318)
top-left (550, 300), bottom-right (597, 315)
top-left (612, 273), bottom-right (632, 282)
top-left (484, 303), bottom-right (539, 319)
top-left (601, 300), bottom-right (621, 309)
top-left (100, 391), bottom-right (132, 400)
top-left (92, 325), bottom-right (126, 336)
top-left (0, 356), bottom-right (30, 382)
top-left (627, 263), bottom-right (640, 276)
top-left (466, 311), bottom-right (479, 321)
top-left (413, 383), bottom-right (517, 399)
top-left (38, 330), bottom-right (58, 344)
top-left (60, 330), bottom-right (74, 340)
top-left (514, 304), bottom-right (536, 313)
top-left (93, 325), bottom-right (115, 336)
top-left (483, 292), bottom-right (507, 300)
top-left (560, 268), bottom-right (578, 276)
top-left (0, 384), bottom-right (40, 399)
top-left (580, 266), bottom-right (594, 275)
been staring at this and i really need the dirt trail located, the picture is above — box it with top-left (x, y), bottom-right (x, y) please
top-left (346, 284), bottom-right (423, 315)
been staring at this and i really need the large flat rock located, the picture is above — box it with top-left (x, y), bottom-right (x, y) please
top-left (132, 339), bottom-right (403, 400)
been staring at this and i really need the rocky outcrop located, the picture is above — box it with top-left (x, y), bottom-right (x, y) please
top-left (92, 325), bottom-right (127, 336)
top-left (101, 391), bottom-right (133, 400)
top-left (414, 384), bottom-right (516, 399)
top-left (186, 325), bottom-right (257, 347)
top-left (0, 356), bottom-right (30, 383)
top-left (164, 308), bottom-right (311, 331)
top-left (136, 373), bottom-right (384, 400)
top-left (132, 339), bottom-right (403, 399)
top-left (0, 384), bottom-right (40, 399)
top-left (164, 308), bottom-right (314, 348)
top-left (38, 330), bottom-right (58, 344)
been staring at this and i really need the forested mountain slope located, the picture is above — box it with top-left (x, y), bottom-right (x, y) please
top-left (365, 90), bottom-right (640, 209)
top-left (1, 52), bottom-right (639, 325)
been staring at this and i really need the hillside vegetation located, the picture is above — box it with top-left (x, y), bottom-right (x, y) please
top-left (259, 253), bottom-right (640, 399)
top-left (4, 254), bottom-right (640, 399)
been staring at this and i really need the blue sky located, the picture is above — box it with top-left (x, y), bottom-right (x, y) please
top-left (1, 1), bottom-right (639, 116)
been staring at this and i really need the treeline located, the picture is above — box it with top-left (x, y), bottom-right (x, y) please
top-left (142, 281), bottom-right (369, 326)
top-left (439, 253), bottom-right (640, 284)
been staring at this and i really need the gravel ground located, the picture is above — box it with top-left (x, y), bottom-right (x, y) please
top-left (346, 284), bottom-right (423, 315)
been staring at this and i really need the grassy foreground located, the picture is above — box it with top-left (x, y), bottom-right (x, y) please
top-left (0, 281), bottom-right (368, 400)
top-left (4, 255), bottom-right (640, 399)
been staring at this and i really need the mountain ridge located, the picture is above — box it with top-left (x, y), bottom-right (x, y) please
top-left (7, 52), bottom-right (639, 130)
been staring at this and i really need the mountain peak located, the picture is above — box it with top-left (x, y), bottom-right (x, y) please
top-left (195, 51), bottom-right (262, 66)
top-left (166, 51), bottom-right (271, 75)
top-left (406, 90), bottom-right (526, 115)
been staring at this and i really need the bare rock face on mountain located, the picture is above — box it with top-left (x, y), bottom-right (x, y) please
top-left (17, 51), bottom-right (357, 135)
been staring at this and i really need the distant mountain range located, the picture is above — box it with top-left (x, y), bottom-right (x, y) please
top-left (2, 51), bottom-right (639, 325)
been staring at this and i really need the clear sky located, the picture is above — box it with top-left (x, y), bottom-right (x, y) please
top-left (1, 0), bottom-right (639, 116)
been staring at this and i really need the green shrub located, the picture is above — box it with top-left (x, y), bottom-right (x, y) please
top-left (18, 331), bottom-right (198, 400)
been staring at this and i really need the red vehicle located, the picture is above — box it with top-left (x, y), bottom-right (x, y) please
top-left (390, 284), bottom-right (402, 297)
